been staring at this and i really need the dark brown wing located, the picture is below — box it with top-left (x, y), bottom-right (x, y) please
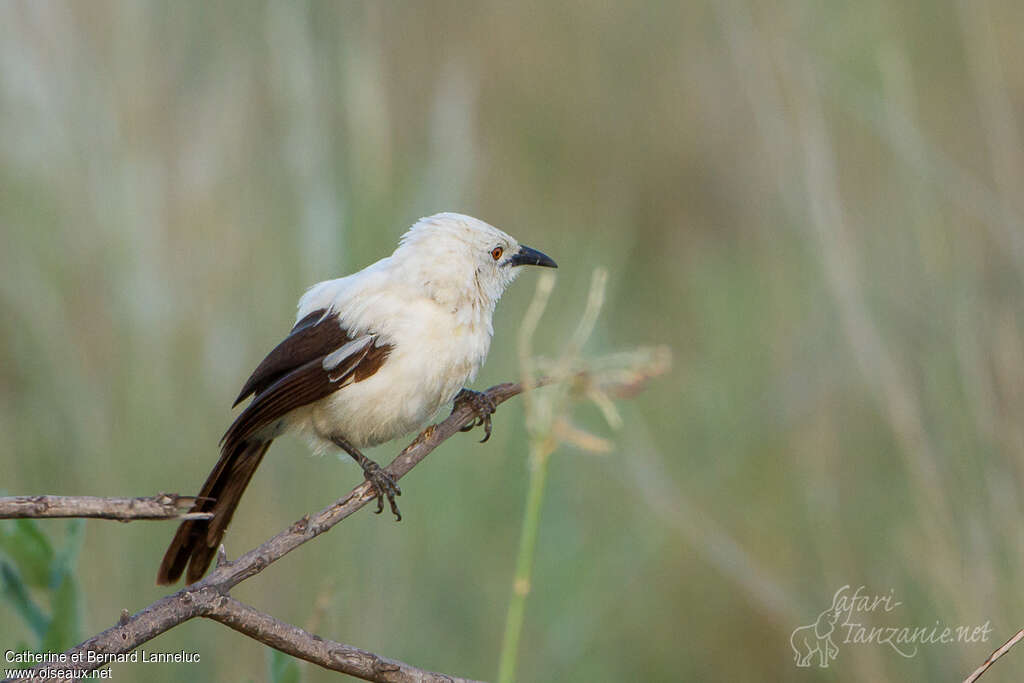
top-left (157, 309), bottom-right (392, 585)
top-left (233, 309), bottom-right (350, 407)
top-left (221, 312), bottom-right (392, 450)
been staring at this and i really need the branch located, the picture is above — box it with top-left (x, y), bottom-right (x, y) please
top-left (206, 595), bottom-right (481, 682)
top-left (0, 494), bottom-right (212, 521)
top-left (17, 380), bottom-right (530, 683)
top-left (15, 355), bottom-right (667, 683)
top-left (963, 628), bottom-right (1024, 683)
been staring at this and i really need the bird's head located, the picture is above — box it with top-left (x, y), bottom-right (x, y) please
top-left (393, 212), bottom-right (557, 311)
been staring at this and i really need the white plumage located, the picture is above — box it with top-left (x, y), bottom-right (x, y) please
top-left (157, 212), bottom-right (556, 584)
top-left (289, 212), bottom-right (527, 448)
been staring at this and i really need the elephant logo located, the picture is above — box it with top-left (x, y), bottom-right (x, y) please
top-left (791, 599), bottom-right (842, 668)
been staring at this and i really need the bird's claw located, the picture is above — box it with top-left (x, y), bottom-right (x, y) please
top-left (453, 388), bottom-right (497, 443)
top-left (361, 460), bottom-right (402, 521)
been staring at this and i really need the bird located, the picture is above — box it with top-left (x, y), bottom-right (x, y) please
top-left (156, 212), bottom-right (557, 585)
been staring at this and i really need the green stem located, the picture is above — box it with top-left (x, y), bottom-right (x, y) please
top-left (497, 440), bottom-right (553, 683)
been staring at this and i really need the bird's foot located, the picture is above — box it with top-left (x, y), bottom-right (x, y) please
top-left (332, 434), bottom-right (403, 520)
top-left (360, 459), bottom-right (402, 521)
top-left (453, 388), bottom-right (497, 443)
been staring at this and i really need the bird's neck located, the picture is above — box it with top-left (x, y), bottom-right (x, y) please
top-left (429, 277), bottom-right (497, 331)
top-left (388, 259), bottom-right (496, 328)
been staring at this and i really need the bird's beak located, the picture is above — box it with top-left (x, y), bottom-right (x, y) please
top-left (509, 245), bottom-right (558, 268)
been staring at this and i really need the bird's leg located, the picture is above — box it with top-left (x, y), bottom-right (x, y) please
top-left (452, 388), bottom-right (497, 443)
top-left (330, 435), bottom-right (402, 521)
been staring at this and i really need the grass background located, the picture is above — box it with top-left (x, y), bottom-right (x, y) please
top-left (3, 1), bottom-right (1024, 681)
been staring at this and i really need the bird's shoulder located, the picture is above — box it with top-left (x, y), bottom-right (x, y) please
top-left (297, 264), bottom-right (379, 318)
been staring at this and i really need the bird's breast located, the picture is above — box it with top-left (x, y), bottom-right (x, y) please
top-left (306, 295), bottom-right (492, 449)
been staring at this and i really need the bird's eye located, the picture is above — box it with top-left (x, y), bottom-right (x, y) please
top-left (491, 246), bottom-right (504, 261)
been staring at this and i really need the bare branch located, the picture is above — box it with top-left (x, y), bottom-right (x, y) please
top-left (9, 586), bottom-right (482, 683)
top-left (16, 380), bottom-right (530, 683)
top-left (15, 359), bottom-right (667, 683)
top-left (963, 628), bottom-right (1024, 683)
top-left (0, 494), bottom-right (212, 521)
top-left (206, 595), bottom-right (484, 682)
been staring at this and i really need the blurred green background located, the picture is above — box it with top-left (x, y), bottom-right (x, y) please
top-left (3, 1), bottom-right (1024, 681)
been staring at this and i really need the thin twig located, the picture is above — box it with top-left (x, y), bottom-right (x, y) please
top-left (0, 494), bottom-right (212, 521)
top-left (963, 628), bottom-right (1024, 683)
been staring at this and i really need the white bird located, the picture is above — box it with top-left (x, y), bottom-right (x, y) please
top-left (157, 212), bottom-right (557, 584)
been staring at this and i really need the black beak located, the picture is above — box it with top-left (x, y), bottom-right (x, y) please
top-left (509, 245), bottom-right (557, 268)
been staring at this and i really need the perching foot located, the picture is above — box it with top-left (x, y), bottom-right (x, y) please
top-left (452, 388), bottom-right (497, 443)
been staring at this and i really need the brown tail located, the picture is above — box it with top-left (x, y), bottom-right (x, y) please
top-left (156, 439), bottom-right (272, 585)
